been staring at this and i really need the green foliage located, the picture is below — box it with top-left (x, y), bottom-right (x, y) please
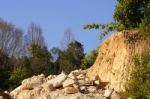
top-left (81, 48), bottom-right (98, 69)
top-left (9, 66), bottom-right (29, 87)
top-left (0, 50), bottom-right (12, 90)
top-left (114, 0), bottom-right (149, 29)
top-left (84, 0), bottom-right (150, 40)
top-left (28, 44), bottom-right (54, 75)
top-left (84, 22), bottom-right (126, 40)
top-left (140, 1), bottom-right (150, 35)
top-left (58, 41), bottom-right (85, 74)
top-left (126, 52), bottom-right (150, 99)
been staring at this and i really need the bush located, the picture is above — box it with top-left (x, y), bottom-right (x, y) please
top-left (9, 66), bottom-right (29, 87)
top-left (126, 52), bottom-right (150, 99)
top-left (80, 49), bottom-right (98, 69)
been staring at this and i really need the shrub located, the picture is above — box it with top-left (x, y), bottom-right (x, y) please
top-left (126, 51), bottom-right (150, 99)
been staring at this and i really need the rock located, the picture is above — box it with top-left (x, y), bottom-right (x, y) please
top-left (77, 73), bottom-right (86, 80)
top-left (63, 87), bottom-right (79, 94)
top-left (103, 89), bottom-right (113, 98)
top-left (10, 69), bottom-right (118, 99)
top-left (47, 71), bottom-right (67, 87)
top-left (4, 91), bottom-right (9, 94)
top-left (87, 86), bottom-right (97, 93)
top-left (46, 75), bottom-right (56, 81)
top-left (15, 90), bottom-right (32, 99)
top-left (90, 75), bottom-right (100, 81)
top-left (22, 74), bottom-right (45, 89)
top-left (68, 73), bottom-right (77, 80)
top-left (71, 69), bottom-right (85, 76)
top-left (10, 85), bottom-right (23, 97)
top-left (42, 83), bottom-right (55, 92)
top-left (63, 78), bottom-right (76, 88)
top-left (0, 96), bottom-right (4, 99)
top-left (94, 80), bottom-right (100, 86)
top-left (111, 91), bottom-right (120, 99)
top-left (78, 79), bottom-right (92, 86)
top-left (79, 86), bottom-right (89, 94)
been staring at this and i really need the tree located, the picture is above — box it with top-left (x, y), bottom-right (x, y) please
top-left (60, 28), bottom-right (75, 50)
top-left (140, 1), bottom-right (150, 34)
top-left (50, 47), bottom-right (62, 74)
top-left (10, 56), bottom-right (32, 85)
top-left (58, 41), bottom-right (85, 74)
top-left (9, 66), bottom-right (29, 88)
top-left (114, 0), bottom-right (149, 29)
top-left (84, 0), bottom-right (150, 40)
top-left (0, 50), bottom-right (12, 90)
top-left (0, 19), bottom-right (23, 58)
top-left (28, 44), bottom-right (53, 75)
top-left (26, 23), bottom-right (45, 47)
top-left (24, 23), bottom-right (45, 56)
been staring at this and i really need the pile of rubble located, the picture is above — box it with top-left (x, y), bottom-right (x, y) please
top-left (9, 69), bottom-right (119, 99)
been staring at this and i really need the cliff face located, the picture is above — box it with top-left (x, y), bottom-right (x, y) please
top-left (87, 30), bottom-right (150, 92)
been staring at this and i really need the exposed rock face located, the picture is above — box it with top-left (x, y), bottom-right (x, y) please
top-left (87, 30), bottom-right (150, 92)
top-left (10, 69), bottom-right (118, 99)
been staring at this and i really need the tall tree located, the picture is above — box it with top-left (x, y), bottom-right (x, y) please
top-left (28, 44), bottom-right (53, 75)
top-left (0, 19), bottom-right (23, 57)
top-left (26, 23), bottom-right (45, 46)
top-left (58, 40), bottom-right (85, 74)
top-left (60, 28), bottom-right (75, 50)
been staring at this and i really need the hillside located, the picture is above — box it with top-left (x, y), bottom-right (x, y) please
top-left (87, 30), bottom-right (150, 92)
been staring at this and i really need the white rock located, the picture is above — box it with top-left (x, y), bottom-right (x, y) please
top-left (78, 79), bottom-right (92, 86)
top-left (94, 80), bottom-right (100, 86)
top-left (87, 86), bottom-right (97, 93)
top-left (4, 90), bottom-right (9, 94)
top-left (63, 87), bottom-right (79, 94)
top-left (103, 89), bottom-right (113, 98)
top-left (10, 85), bottom-right (23, 97)
top-left (111, 91), bottom-right (120, 99)
top-left (63, 78), bottom-right (76, 88)
top-left (70, 69), bottom-right (84, 76)
top-left (68, 73), bottom-right (77, 80)
top-left (42, 83), bottom-right (55, 92)
top-left (80, 86), bottom-right (87, 90)
top-left (77, 74), bottom-right (86, 80)
top-left (79, 86), bottom-right (88, 94)
top-left (15, 90), bottom-right (32, 99)
top-left (46, 75), bottom-right (56, 81)
top-left (0, 96), bottom-right (4, 99)
top-left (22, 74), bottom-right (45, 89)
top-left (73, 84), bottom-right (79, 89)
top-left (47, 71), bottom-right (67, 87)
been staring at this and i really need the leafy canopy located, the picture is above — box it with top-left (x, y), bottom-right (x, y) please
top-left (84, 0), bottom-right (150, 40)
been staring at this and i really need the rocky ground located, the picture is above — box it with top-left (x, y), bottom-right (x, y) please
top-left (0, 69), bottom-right (119, 99)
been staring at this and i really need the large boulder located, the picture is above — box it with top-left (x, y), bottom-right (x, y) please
top-left (21, 74), bottom-right (45, 90)
top-left (63, 78), bottom-right (76, 88)
top-left (10, 85), bottom-right (23, 98)
top-left (63, 87), bottom-right (79, 94)
top-left (46, 71), bottom-right (67, 87)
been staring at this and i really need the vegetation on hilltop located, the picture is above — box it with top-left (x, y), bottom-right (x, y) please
top-left (84, 0), bottom-right (150, 40)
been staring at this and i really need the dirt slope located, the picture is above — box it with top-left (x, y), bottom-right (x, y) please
top-left (87, 30), bottom-right (150, 92)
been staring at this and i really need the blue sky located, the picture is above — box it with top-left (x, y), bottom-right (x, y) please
top-left (0, 0), bottom-right (117, 54)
